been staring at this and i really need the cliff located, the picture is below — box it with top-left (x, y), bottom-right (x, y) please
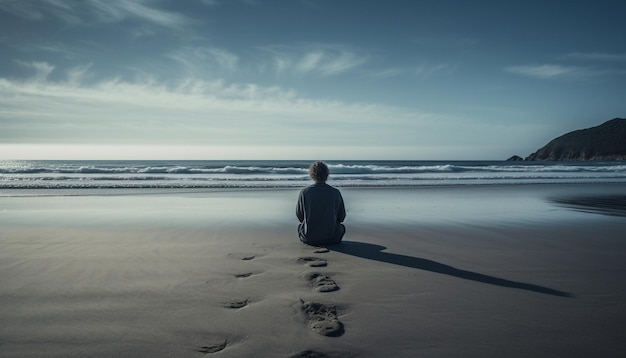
top-left (525, 118), bottom-right (626, 161)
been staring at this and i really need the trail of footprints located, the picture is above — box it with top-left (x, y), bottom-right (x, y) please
top-left (198, 248), bottom-right (344, 356)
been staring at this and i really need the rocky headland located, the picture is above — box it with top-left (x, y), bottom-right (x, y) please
top-left (510, 118), bottom-right (626, 161)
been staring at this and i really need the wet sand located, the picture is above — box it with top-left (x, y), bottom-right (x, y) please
top-left (1, 185), bottom-right (625, 357)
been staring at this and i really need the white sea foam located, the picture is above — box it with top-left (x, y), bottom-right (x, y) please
top-left (1, 160), bottom-right (626, 190)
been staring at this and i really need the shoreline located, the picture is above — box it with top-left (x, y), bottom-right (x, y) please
top-left (3, 179), bottom-right (626, 193)
top-left (1, 184), bottom-right (625, 357)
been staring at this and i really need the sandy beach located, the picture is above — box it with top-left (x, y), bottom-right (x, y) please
top-left (1, 184), bottom-right (626, 357)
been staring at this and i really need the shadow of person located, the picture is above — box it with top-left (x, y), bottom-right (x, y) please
top-left (330, 241), bottom-right (572, 298)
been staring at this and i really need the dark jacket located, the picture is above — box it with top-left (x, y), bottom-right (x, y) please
top-left (296, 183), bottom-right (346, 245)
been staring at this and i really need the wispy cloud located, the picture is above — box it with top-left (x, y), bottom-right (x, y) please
top-left (165, 44), bottom-right (368, 79)
top-left (29, 42), bottom-right (77, 59)
top-left (414, 63), bottom-right (456, 77)
top-left (15, 60), bottom-right (55, 82)
top-left (262, 45), bottom-right (368, 76)
top-left (372, 63), bottom-right (455, 78)
top-left (0, 0), bottom-right (191, 29)
top-left (88, 0), bottom-right (190, 28)
top-left (505, 64), bottom-right (579, 79)
top-left (508, 51), bottom-right (626, 79)
top-left (0, 0), bottom-right (48, 21)
top-left (560, 52), bottom-right (626, 62)
top-left (506, 62), bottom-right (626, 79)
top-left (167, 47), bottom-right (240, 75)
top-left (0, 62), bottom-right (450, 148)
top-left (371, 68), bottom-right (407, 78)
top-left (65, 63), bottom-right (93, 85)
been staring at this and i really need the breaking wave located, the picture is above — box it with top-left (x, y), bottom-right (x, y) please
top-left (2, 160), bottom-right (626, 190)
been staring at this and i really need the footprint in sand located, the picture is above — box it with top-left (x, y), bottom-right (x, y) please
top-left (298, 257), bottom-right (328, 267)
top-left (223, 299), bottom-right (249, 309)
top-left (228, 253), bottom-right (257, 261)
top-left (289, 350), bottom-right (329, 358)
top-left (307, 273), bottom-right (339, 292)
top-left (197, 339), bottom-right (228, 354)
top-left (290, 350), bottom-right (355, 358)
top-left (300, 300), bottom-right (344, 337)
top-left (234, 272), bottom-right (254, 278)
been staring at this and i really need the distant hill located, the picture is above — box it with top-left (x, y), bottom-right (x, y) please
top-left (525, 118), bottom-right (626, 161)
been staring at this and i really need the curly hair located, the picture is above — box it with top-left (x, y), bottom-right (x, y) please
top-left (308, 161), bottom-right (329, 183)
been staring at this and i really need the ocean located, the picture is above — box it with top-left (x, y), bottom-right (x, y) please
top-left (2, 160), bottom-right (626, 193)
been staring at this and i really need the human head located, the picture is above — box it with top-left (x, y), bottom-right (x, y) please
top-left (309, 161), bottom-right (329, 183)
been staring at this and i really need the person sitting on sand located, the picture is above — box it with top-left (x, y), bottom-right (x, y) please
top-left (296, 161), bottom-right (346, 246)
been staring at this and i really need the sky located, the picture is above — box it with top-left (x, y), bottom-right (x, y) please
top-left (1, 0), bottom-right (625, 160)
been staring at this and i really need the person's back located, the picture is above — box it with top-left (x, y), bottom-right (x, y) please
top-left (296, 162), bottom-right (346, 246)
